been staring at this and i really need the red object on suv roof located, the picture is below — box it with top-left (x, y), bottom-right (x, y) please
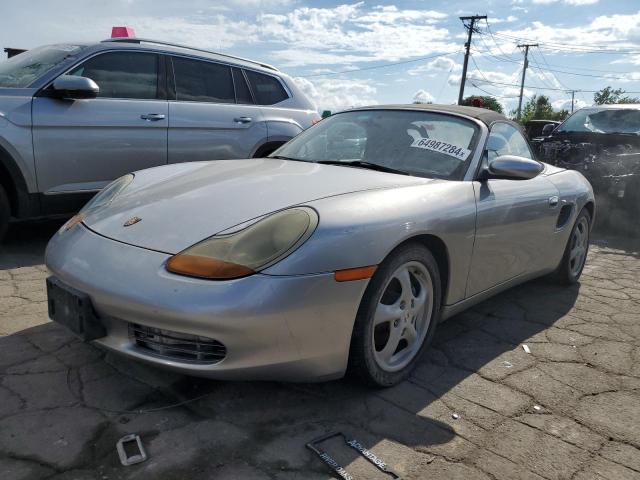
top-left (111, 26), bottom-right (136, 38)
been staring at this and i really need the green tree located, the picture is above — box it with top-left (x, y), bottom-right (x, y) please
top-left (461, 95), bottom-right (503, 113)
top-left (511, 94), bottom-right (569, 123)
top-left (593, 86), bottom-right (640, 105)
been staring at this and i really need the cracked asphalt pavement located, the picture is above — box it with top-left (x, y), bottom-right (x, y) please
top-left (1, 220), bottom-right (639, 480)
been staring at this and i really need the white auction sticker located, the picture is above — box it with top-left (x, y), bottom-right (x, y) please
top-left (410, 137), bottom-right (471, 161)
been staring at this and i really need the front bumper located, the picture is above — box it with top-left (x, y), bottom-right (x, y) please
top-left (45, 225), bottom-right (369, 382)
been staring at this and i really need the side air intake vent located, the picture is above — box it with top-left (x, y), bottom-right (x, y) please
top-left (556, 204), bottom-right (573, 229)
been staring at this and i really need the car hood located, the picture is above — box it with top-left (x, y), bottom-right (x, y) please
top-left (83, 159), bottom-right (429, 254)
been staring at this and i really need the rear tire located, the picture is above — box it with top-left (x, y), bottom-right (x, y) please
top-left (348, 243), bottom-right (441, 387)
top-left (554, 208), bottom-right (591, 284)
top-left (0, 185), bottom-right (10, 243)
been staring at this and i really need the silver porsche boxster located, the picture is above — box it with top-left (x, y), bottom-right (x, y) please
top-left (45, 105), bottom-right (595, 387)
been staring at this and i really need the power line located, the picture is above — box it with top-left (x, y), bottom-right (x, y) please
top-left (469, 54), bottom-right (497, 85)
top-left (484, 20), bottom-right (516, 61)
top-left (536, 47), bottom-right (634, 74)
top-left (298, 51), bottom-right (460, 78)
top-left (470, 81), bottom-right (521, 99)
top-left (533, 47), bottom-right (578, 110)
top-left (528, 50), bottom-right (560, 90)
top-left (535, 47), bottom-right (571, 91)
top-left (529, 64), bottom-right (634, 81)
top-left (471, 77), bottom-right (640, 94)
top-left (471, 45), bottom-right (637, 81)
top-left (485, 30), bottom-right (640, 54)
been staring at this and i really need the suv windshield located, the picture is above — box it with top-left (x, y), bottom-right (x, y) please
top-left (271, 110), bottom-right (480, 180)
top-left (0, 44), bottom-right (86, 88)
top-left (556, 107), bottom-right (640, 135)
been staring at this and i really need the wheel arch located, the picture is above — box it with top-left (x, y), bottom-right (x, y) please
top-left (583, 200), bottom-right (595, 225)
top-left (252, 140), bottom-right (288, 158)
top-left (387, 233), bottom-right (451, 306)
top-left (0, 144), bottom-right (32, 218)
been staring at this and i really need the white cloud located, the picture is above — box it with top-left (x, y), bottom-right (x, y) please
top-left (408, 57), bottom-right (461, 76)
top-left (450, 68), bottom-right (522, 88)
top-left (293, 76), bottom-right (377, 112)
top-left (491, 15), bottom-right (519, 23)
top-left (259, 3), bottom-right (457, 66)
top-left (553, 98), bottom-right (589, 110)
top-left (413, 90), bottom-right (434, 104)
top-left (604, 72), bottom-right (640, 83)
top-left (533, 0), bottom-right (599, 4)
top-left (495, 12), bottom-right (640, 52)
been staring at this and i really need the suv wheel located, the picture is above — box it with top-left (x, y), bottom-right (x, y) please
top-left (0, 185), bottom-right (10, 242)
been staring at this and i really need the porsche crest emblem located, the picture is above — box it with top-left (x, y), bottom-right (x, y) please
top-left (123, 216), bottom-right (142, 227)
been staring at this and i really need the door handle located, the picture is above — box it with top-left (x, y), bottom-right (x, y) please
top-left (234, 116), bottom-right (252, 124)
top-left (140, 113), bottom-right (166, 121)
top-left (548, 196), bottom-right (559, 207)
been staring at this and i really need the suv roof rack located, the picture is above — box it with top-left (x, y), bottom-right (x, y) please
top-left (101, 37), bottom-right (279, 72)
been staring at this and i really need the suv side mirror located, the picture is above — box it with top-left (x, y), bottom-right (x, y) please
top-left (52, 75), bottom-right (99, 100)
top-left (486, 155), bottom-right (544, 180)
top-left (541, 123), bottom-right (556, 136)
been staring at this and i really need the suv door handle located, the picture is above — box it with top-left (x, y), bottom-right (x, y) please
top-left (548, 196), bottom-right (559, 207)
top-left (140, 113), bottom-right (166, 121)
top-left (234, 116), bottom-right (252, 124)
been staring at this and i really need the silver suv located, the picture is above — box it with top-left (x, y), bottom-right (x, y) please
top-left (0, 38), bottom-right (319, 240)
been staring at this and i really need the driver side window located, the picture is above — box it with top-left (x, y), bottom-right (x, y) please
top-left (486, 123), bottom-right (533, 161)
top-left (68, 51), bottom-right (159, 100)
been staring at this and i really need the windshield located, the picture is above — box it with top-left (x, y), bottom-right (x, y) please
top-left (557, 107), bottom-right (640, 134)
top-left (271, 110), bottom-right (480, 180)
top-left (0, 44), bottom-right (86, 88)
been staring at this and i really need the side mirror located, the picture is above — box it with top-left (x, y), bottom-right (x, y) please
top-left (51, 75), bottom-right (99, 100)
top-left (487, 155), bottom-right (544, 180)
top-left (541, 123), bottom-right (556, 136)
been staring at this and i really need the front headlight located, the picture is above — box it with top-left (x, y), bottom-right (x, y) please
top-left (81, 173), bottom-right (134, 213)
top-left (166, 207), bottom-right (318, 280)
top-left (59, 174), bottom-right (134, 233)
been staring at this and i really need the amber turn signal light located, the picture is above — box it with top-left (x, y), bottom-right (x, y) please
top-left (334, 265), bottom-right (377, 282)
top-left (166, 254), bottom-right (255, 280)
top-left (60, 213), bottom-right (85, 233)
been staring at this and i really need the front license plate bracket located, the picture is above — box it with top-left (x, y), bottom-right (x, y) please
top-left (46, 276), bottom-right (105, 341)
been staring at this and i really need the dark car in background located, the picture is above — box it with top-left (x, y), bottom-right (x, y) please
top-left (525, 119), bottom-right (560, 141)
top-left (538, 105), bottom-right (640, 231)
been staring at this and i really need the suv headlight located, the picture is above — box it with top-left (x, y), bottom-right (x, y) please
top-left (166, 207), bottom-right (318, 280)
top-left (59, 174), bottom-right (134, 233)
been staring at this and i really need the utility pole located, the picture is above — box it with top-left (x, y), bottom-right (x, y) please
top-left (569, 90), bottom-right (576, 113)
top-left (458, 15), bottom-right (487, 105)
top-left (516, 43), bottom-right (538, 120)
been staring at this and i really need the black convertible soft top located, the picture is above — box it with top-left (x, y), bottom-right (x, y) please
top-left (352, 104), bottom-right (508, 127)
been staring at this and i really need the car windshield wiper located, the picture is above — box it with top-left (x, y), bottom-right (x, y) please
top-left (605, 131), bottom-right (640, 136)
top-left (268, 155), bottom-right (308, 162)
top-left (316, 160), bottom-right (412, 176)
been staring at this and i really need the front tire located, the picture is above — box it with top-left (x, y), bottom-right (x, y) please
top-left (0, 185), bottom-right (10, 243)
top-left (555, 208), bottom-right (591, 284)
top-left (348, 243), bottom-right (441, 387)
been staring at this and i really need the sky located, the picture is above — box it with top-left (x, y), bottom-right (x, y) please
top-left (3, 0), bottom-right (640, 114)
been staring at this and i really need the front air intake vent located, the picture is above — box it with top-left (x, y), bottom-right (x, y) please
top-left (129, 323), bottom-right (226, 364)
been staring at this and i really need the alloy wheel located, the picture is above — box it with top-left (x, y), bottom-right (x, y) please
top-left (371, 261), bottom-right (434, 372)
top-left (569, 216), bottom-right (589, 277)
